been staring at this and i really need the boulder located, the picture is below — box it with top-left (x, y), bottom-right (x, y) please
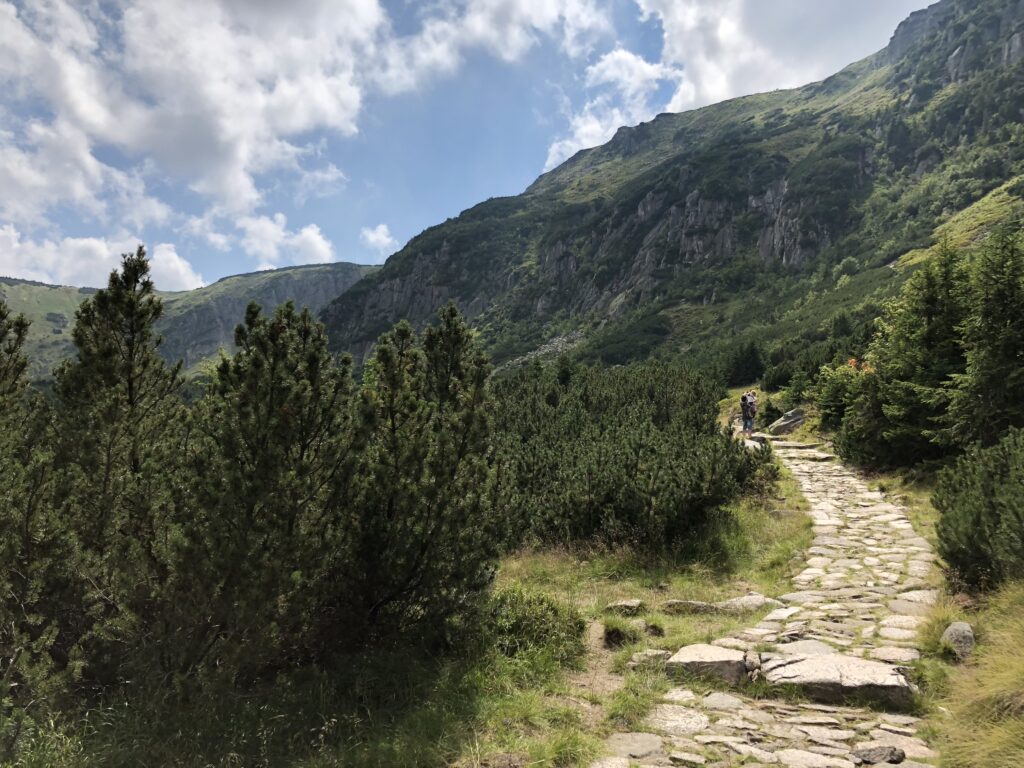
top-left (769, 408), bottom-right (806, 435)
top-left (666, 644), bottom-right (748, 685)
top-left (605, 599), bottom-right (644, 616)
top-left (632, 618), bottom-right (664, 637)
top-left (852, 744), bottom-right (906, 764)
top-left (761, 654), bottom-right (916, 708)
top-left (940, 621), bottom-right (975, 661)
top-left (702, 691), bottom-right (744, 710)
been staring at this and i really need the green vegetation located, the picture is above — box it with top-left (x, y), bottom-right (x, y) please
top-left (491, 360), bottom-right (771, 551)
top-left (934, 430), bottom-right (1024, 591)
top-left (937, 583), bottom-right (1024, 768)
top-left (0, 252), bottom-right (772, 766)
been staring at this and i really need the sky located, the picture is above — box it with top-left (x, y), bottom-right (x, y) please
top-left (0, 0), bottom-right (933, 290)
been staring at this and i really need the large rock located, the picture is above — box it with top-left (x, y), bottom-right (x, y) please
top-left (773, 639), bottom-right (838, 656)
top-left (666, 644), bottom-right (748, 685)
top-left (940, 621), bottom-right (975, 660)
top-left (769, 408), bottom-right (806, 435)
top-left (761, 653), bottom-right (916, 708)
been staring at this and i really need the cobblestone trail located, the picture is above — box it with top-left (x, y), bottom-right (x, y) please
top-left (591, 438), bottom-right (940, 768)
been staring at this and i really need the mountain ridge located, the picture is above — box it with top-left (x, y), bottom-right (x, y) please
top-left (321, 0), bottom-right (1024, 369)
top-left (0, 260), bottom-right (377, 378)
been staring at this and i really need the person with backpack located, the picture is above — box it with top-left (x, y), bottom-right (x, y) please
top-left (740, 392), bottom-right (754, 435)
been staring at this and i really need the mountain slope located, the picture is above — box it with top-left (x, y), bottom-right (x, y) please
top-left (0, 261), bottom-right (376, 378)
top-left (322, 0), bottom-right (1024, 367)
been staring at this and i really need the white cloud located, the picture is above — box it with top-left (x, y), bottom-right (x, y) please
top-left (360, 223), bottom-right (399, 261)
top-left (545, 48), bottom-right (682, 169)
top-left (295, 162), bottom-right (347, 204)
top-left (375, 0), bottom-right (612, 93)
top-left (150, 243), bottom-right (205, 290)
top-left (0, 224), bottom-right (203, 289)
top-left (634, 0), bottom-right (809, 112)
top-left (236, 212), bottom-right (334, 269)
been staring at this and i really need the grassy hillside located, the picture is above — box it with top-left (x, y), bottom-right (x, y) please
top-left (0, 262), bottom-right (376, 378)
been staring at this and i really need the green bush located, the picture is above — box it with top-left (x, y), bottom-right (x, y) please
top-left (492, 361), bottom-right (766, 551)
top-left (935, 428), bottom-right (1024, 591)
top-left (488, 585), bottom-right (585, 665)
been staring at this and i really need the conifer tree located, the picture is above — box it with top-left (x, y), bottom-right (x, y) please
top-left (0, 304), bottom-right (75, 755)
top-left (342, 305), bottom-right (497, 647)
top-left (949, 228), bottom-right (1024, 446)
top-left (874, 241), bottom-right (967, 456)
top-left (183, 301), bottom-right (360, 674)
top-left (52, 247), bottom-right (187, 684)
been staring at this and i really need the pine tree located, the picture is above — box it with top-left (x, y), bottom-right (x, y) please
top-left (0, 304), bottom-right (76, 756)
top-left (342, 305), bottom-right (498, 647)
top-left (874, 240), bottom-right (968, 457)
top-left (183, 301), bottom-right (359, 675)
top-left (51, 247), bottom-right (187, 685)
top-left (949, 228), bottom-right (1024, 446)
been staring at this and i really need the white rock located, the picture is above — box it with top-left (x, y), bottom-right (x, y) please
top-left (666, 644), bottom-right (748, 685)
top-left (761, 654), bottom-right (915, 708)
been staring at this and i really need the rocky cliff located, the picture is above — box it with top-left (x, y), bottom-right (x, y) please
top-left (321, 0), bottom-right (1024, 366)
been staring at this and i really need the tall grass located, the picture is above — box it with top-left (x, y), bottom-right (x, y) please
top-left (939, 582), bottom-right (1024, 768)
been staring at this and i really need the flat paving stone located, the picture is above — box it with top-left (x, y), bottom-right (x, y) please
top-left (605, 732), bottom-right (663, 759)
top-left (644, 704), bottom-right (711, 736)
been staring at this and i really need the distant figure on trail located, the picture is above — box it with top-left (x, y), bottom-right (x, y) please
top-left (740, 390), bottom-right (758, 435)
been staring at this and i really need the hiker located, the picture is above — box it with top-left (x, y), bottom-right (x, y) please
top-left (747, 390), bottom-right (758, 431)
top-left (740, 392), bottom-right (754, 435)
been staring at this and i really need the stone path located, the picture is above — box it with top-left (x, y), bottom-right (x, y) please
top-left (591, 437), bottom-right (939, 767)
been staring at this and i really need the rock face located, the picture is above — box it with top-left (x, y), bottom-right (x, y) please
top-left (769, 408), bottom-right (806, 435)
top-left (666, 644), bottom-right (748, 685)
top-left (761, 652), bottom-right (915, 708)
top-left (940, 621), bottom-right (976, 660)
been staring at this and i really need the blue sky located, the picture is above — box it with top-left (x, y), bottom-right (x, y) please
top-left (0, 0), bottom-right (931, 290)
